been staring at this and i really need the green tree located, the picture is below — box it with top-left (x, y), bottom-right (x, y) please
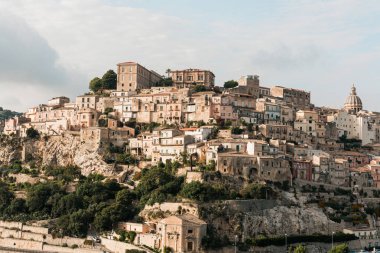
top-left (6, 198), bottom-right (27, 215)
top-left (180, 181), bottom-right (228, 202)
top-left (102, 70), bottom-right (117, 90)
top-left (0, 182), bottom-right (14, 212)
top-left (26, 182), bottom-right (64, 214)
top-left (328, 244), bottom-right (349, 253)
top-left (240, 183), bottom-right (272, 199)
top-left (89, 77), bottom-right (103, 92)
top-left (57, 209), bottom-right (91, 237)
top-left (192, 85), bottom-right (208, 93)
top-left (293, 244), bottom-right (307, 253)
top-left (52, 194), bottom-right (84, 217)
top-left (223, 80), bottom-right (238, 89)
top-left (26, 128), bottom-right (40, 139)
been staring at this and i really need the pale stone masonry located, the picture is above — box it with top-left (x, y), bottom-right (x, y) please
top-left (117, 62), bottom-right (163, 92)
top-left (169, 68), bottom-right (215, 88)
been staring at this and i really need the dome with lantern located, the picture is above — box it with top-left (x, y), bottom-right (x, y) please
top-left (344, 84), bottom-right (363, 114)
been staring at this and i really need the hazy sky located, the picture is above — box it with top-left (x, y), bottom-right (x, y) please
top-left (1, 0), bottom-right (380, 111)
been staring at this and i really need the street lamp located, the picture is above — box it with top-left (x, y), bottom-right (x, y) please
top-left (285, 233), bottom-right (287, 253)
top-left (234, 235), bottom-right (238, 253)
top-left (331, 232), bottom-right (335, 249)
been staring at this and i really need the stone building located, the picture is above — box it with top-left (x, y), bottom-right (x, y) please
top-left (227, 75), bottom-right (260, 99)
top-left (344, 85), bottom-right (363, 114)
top-left (259, 124), bottom-right (292, 140)
top-left (293, 157), bottom-right (313, 181)
top-left (151, 129), bottom-right (193, 164)
top-left (117, 62), bottom-right (162, 92)
top-left (76, 94), bottom-right (100, 110)
top-left (256, 98), bottom-right (282, 124)
top-left (169, 69), bottom-right (215, 88)
top-left (270, 86), bottom-right (311, 110)
top-left (157, 214), bottom-right (207, 253)
top-left (327, 85), bottom-right (376, 145)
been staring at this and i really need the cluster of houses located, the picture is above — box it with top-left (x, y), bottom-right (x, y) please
top-left (2, 61), bottom-right (380, 189)
top-left (2, 61), bottom-right (380, 252)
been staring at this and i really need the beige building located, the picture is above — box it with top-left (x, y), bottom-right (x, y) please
top-left (270, 86), bottom-right (311, 110)
top-left (152, 129), bottom-right (193, 164)
top-left (170, 69), bottom-right (215, 88)
top-left (76, 94), bottom-right (100, 110)
top-left (157, 214), bottom-right (207, 253)
top-left (117, 62), bottom-right (162, 92)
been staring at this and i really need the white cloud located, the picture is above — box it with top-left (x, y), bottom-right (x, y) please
top-left (0, 0), bottom-right (380, 111)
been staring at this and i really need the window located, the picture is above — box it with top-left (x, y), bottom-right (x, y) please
top-left (187, 75), bottom-right (193, 81)
top-left (198, 74), bottom-right (204, 81)
top-left (187, 242), bottom-right (194, 251)
top-left (188, 229), bottom-right (193, 234)
top-left (177, 75), bottom-right (183, 81)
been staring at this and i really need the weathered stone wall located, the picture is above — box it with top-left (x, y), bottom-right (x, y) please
top-left (101, 237), bottom-right (145, 253)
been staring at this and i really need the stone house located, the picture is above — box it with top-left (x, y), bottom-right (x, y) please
top-left (117, 62), bottom-right (162, 92)
top-left (169, 69), bottom-right (215, 88)
top-left (293, 157), bottom-right (313, 181)
top-left (76, 94), bottom-right (100, 110)
top-left (157, 214), bottom-right (207, 253)
top-left (259, 124), bottom-right (292, 140)
top-left (129, 133), bottom-right (154, 159)
top-left (270, 86), bottom-right (311, 110)
top-left (256, 98), bottom-right (281, 124)
top-left (151, 129), bottom-right (193, 164)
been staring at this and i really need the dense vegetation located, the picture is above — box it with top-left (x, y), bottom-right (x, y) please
top-left (0, 160), bottom-right (283, 239)
top-left (89, 70), bottom-right (117, 92)
top-left (0, 107), bottom-right (20, 120)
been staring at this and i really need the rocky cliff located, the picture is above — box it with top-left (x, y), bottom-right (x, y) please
top-left (201, 198), bottom-right (342, 240)
top-left (0, 133), bottom-right (115, 176)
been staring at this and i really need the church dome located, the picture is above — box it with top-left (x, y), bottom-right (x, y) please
top-left (344, 85), bottom-right (363, 113)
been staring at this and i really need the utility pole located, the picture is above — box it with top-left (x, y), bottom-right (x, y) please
top-left (285, 233), bottom-right (287, 253)
top-left (331, 231), bottom-right (335, 250)
top-left (234, 235), bottom-right (238, 253)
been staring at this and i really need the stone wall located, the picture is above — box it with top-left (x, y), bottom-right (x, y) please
top-left (0, 221), bottom-right (22, 230)
top-left (101, 237), bottom-right (144, 253)
top-left (23, 225), bottom-right (49, 235)
top-left (0, 238), bottom-right (43, 251)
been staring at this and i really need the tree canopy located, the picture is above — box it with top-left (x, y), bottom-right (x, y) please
top-left (102, 70), bottom-right (117, 90)
top-left (89, 69), bottom-right (117, 92)
top-left (223, 80), bottom-right (238, 89)
top-left (89, 77), bottom-right (103, 92)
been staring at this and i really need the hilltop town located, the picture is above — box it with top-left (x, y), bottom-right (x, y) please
top-left (1, 62), bottom-right (380, 253)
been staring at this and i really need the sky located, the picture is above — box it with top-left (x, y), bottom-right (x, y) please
top-left (1, 0), bottom-right (380, 111)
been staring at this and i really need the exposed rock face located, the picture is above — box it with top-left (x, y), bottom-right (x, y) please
top-left (140, 202), bottom-right (200, 222)
top-left (243, 205), bottom-right (337, 235)
top-left (0, 133), bottom-right (116, 176)
top-left (201, 199), bottom-right (342, 241)
top-left (0, 138), bottom-right (22, 164)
